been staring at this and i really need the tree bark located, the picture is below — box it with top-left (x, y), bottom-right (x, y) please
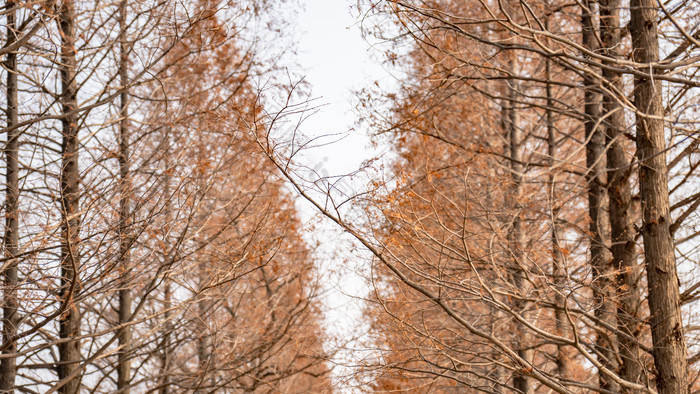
top-left (158, 134), bottom-right (174, 394)
top-left (117, 0), bottom-right (132, 391)
top-left (158, 279), bottom-right (172, 394)
top-left (581, 2), bottom-right (619, 390)
top-left (545, 41), bottom-right (571, 379)
top-left (57, 1), bottom-right (82, 392)
top-left (497, 3), bottom-right (533, 390)
top-left (1, 1), bottom-right (20, 391)
top-left (600, 0), bottom-right (643, 386)
top-left (504, 79), bottom-right (533, 394)
top-left (630, 1), bottom-right (688, 392)
top-left (196, 247), bottom-right (212, 390)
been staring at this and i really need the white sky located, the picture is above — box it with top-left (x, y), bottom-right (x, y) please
top-left (293, 0), bottom-right (384, 173)
top-left (288, 0), bottom-right (394, 388)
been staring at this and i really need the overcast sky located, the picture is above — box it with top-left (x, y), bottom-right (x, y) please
top-left (293, 0), bottom-right (389, 170)
top-left (289, 0), bottom-right (393, 387)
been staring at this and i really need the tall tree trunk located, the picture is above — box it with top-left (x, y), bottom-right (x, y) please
top-left (497, 4), bottom-right (532, 389)
top-left (158, 280), bottom-right (172, 394)
top-left (57, 1), bottom-right (82, 392)
top-left (600, 0), bottom-right (643, 385)
top-left (485, 162), bottom-right (506, 392)
top-left (545, 42), bottom-right (571, 379)
top-left (581, 2), bottom-right (619, 390)
top-left (1, 1), bottom-right (20, 391)
top-left (196, 255), bottom-right (212, 389)
top-left (630, 1), bottom-right (688, 392)
top-left (158, 134), bottom-right (174, 394)
top-left (504, 79), bottom-right (532, 394)
top-left (490, 310), bottom-right (505, 393)
top-left (117, 0), bottom-right (132, 391)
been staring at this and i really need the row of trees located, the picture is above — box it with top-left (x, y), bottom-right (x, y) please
top-left (0, 1), bottom-right (329, 392)
top-left (257, 0), bottom-right (700, 393)
top-left (5, 0), bottom-right (699, 392)
top-left (352, 0), bottom-right (700, 392)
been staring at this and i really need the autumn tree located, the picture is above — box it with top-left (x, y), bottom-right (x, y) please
top-left (0, 0), bottom-right (20, 390)
top-left (0, 1), bottom-right (331, 392)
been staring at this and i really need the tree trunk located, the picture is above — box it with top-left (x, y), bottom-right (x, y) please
top-left (489, 309), bottom-right (505, 393)
top-left (581, 2), bottom-right (619, 390)
top-left (158, 133), bottom-right (174, 394)
top-left (545, 41), bottom-right (571, 379)
top-left (1, 1), bottom-right (20, 391)
top-left (630, 1), bottom-right (688, 392)
top-left (117, 0), bottom-right (132, 391)
top-left (197, 257), bottom-right (212, 390)
top-left (57, 1), bottom-right (82, 392)
top-left (600, 0), bottom-right (643, 386)
top-left (158, 280), bottom-right (172, 394)
top-left (504, 79), bottom-right (533, 394)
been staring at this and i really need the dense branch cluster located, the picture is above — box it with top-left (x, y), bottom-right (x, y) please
top-left (346, 0), bottom-right (700, 392)
top-left (0, 1), bottom-right (330, 392)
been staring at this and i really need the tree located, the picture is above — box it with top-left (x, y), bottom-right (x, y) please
top-left (56, 1), bottom-right (82, 390)
top-left (116, 0), bottom-right (132, 391)
top-left (600, 0), bottom-right (643, 384)
top-left (0, 0), bottom-right (20, 391)
top-left (630, 1), bottom-right (688, 392)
